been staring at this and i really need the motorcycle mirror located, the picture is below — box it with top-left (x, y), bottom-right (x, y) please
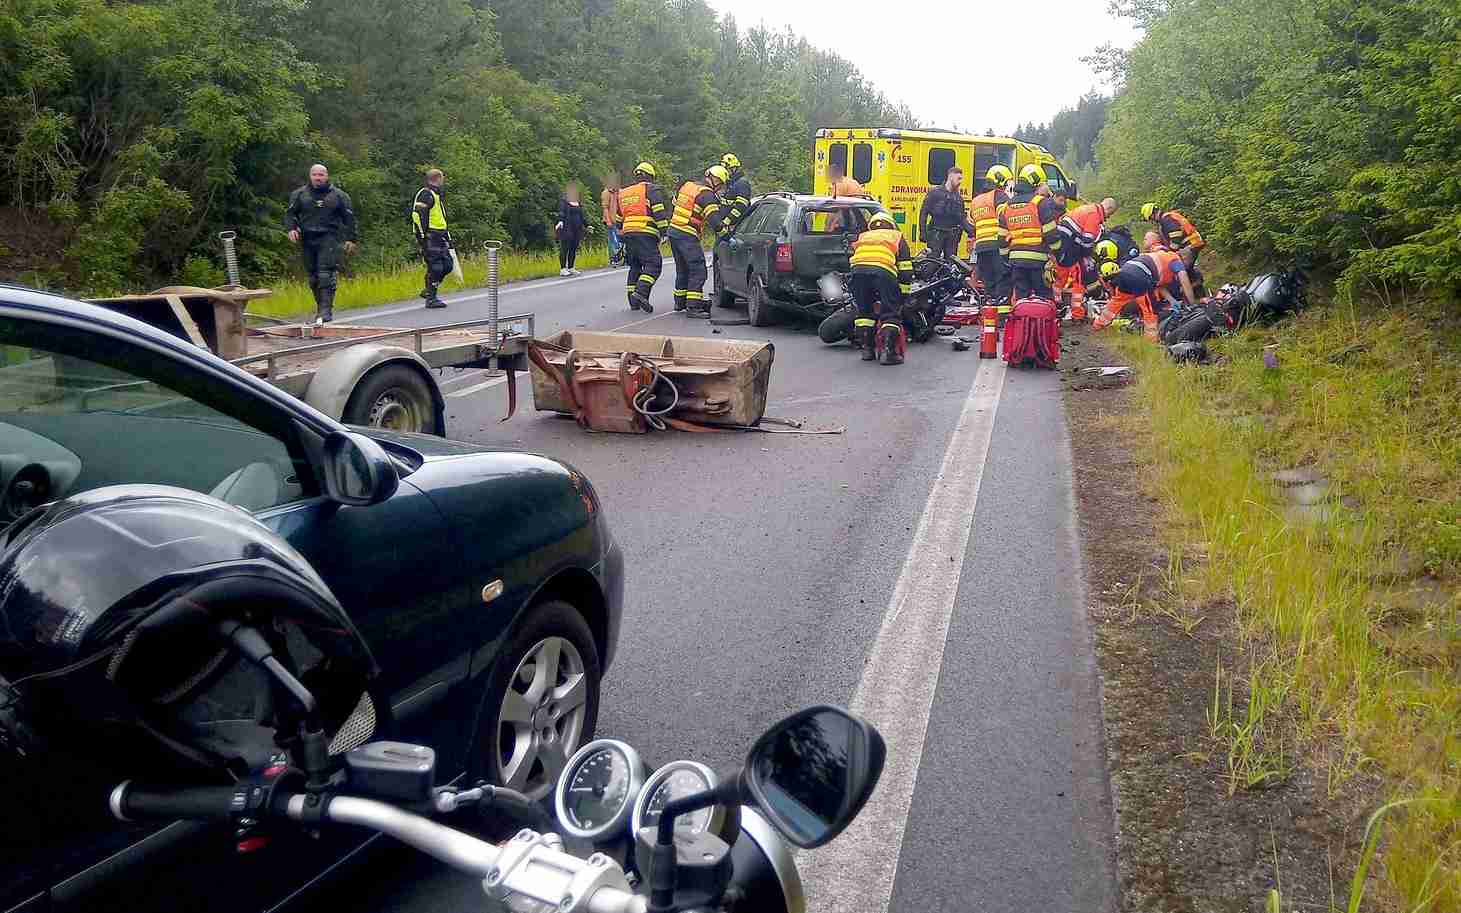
top-left (741, 705), bottom-right (885, 849)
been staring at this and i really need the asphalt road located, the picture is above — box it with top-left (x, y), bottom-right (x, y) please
top-left (326, 264), bottom-right (1116, 912)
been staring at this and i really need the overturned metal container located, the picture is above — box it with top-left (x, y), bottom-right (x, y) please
top-left (529, 330), bottom-right (775, 428)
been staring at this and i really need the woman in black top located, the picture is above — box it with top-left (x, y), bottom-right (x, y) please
top-left (557, 181), bottom-right (588, 275)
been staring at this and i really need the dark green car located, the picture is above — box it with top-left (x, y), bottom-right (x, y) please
top-left (0, 287), bottom-right (623, 913)
top-left (711, 193), bottom-right (886, 327)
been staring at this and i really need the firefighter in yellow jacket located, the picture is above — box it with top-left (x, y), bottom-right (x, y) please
top-left (850, 211), bottom-right (915, 366)
top-left (616, 162), bottom-right (670, 311)
top-left (669, 165), bottom-right (731, 317)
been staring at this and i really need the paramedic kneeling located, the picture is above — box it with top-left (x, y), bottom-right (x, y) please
top-left (1092, 248), bottom-right (1199, 340)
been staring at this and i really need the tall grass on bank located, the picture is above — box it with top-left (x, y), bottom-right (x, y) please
top-left (1110, 303), bottom-right (1460, 911)
top-left (252, 243), bottom-right (613, 320)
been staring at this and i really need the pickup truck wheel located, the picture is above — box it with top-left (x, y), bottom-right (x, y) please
top-left (747, 274), bottom-right (775, 327)
top-left (713, 263), bottom-right (737, 308)
top-left (343, 364), bottom-right (440, 434)
top-left (472, 600), bottom-right (601, 801)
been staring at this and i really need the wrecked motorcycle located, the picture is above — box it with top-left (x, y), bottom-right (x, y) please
top-left (816, 252), bottom-right (974, 346)
top-left (1157, 267), bottom-right (1308, 345)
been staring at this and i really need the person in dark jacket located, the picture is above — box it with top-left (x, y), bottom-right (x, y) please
top-left (556, 181), bottom-right (588, 276)
top-left (721, 153), bottom-right (753, 228)
top-left (919, 166), bottom-right (975, 260)
top-left (285, 163), bottom-right (357, 323)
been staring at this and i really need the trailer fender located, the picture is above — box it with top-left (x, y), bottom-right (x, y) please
top-left (304, 344), bottom-right (446, 435)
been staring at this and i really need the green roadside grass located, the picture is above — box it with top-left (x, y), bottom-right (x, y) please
top-left (1108, 302), bottom-right (1460, 911)
top-left (250, 243), bottom-right (614, 320)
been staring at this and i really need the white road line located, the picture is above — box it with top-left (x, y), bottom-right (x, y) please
top-left (358, 258), bottom-right (669, 321)
top-left (447, 376), bottom-right (508, 399)
top-left (800, 358), bottom-right (1008, 913)
top-left (444, 309), bottom-right (676, 398)
top-left (439, 369), bottom-right (487, 388)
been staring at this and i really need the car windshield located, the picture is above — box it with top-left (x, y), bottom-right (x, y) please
top-left (802, 207), bottom-right (871, 234)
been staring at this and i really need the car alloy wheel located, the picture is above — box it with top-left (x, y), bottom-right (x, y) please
top-left (475, 600), bottom-right (601, 801)
top-left (495, 635), bottom-right (588, 795)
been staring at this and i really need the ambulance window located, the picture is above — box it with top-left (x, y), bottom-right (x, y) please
top-left (974, 144), bottom-right (1015, 186)
top-left (852, 143), bottom-right (874, 184)
top-left (927, 148), bottom-right (956, 185)
top-left (827, 144), bottom-right (848, 178)
top-left (1043, 166), bottom-right (1071, 195)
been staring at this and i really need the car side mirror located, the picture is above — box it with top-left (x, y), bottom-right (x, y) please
top-left (741, 705), bottom-right (885, 848)
top-left (1070, 182), bottom-right (1079, 199)
top-left (322, 431), bottom-right (399, 506)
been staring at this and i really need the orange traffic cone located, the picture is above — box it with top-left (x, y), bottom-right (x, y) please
top-left (979, 306), bottom-right (999, 359)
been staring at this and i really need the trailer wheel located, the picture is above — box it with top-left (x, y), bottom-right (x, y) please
top-left (343, 364), bottom-right (440, 435)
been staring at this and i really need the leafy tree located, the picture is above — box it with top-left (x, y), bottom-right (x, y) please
top-left (0, 0), bottom-right (917, 290)
top-left (1093, 0), bottom-right (1461, 302)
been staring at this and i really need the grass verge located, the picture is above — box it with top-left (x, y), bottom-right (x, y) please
top-left (1107, 301), bottom-right (1460, 911)
top-left (251, 243), bottom-right (613, 320)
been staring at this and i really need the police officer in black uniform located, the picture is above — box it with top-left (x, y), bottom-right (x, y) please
top-left (919, 166), bottom-right (975, 260)
top-left (285, 163), bottom-right (357, 323)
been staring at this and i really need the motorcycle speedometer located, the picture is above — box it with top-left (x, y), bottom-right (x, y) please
top-left (554, 739), bottom-right (645, 841)
top-left (631, 760), bottom-right (726, 839)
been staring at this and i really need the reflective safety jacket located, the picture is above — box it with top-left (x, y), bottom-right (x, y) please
top-left (1132, 249), bottom-right (1186, 287)
top-left (412, 186), bottom-right (448, 240)
top-left (969, 189), bottom-right (1009, 252)
top-left (999, 185), bottom-right (1063, 264)
top-left (851, 228), bottom-right (915, 295)
top-left (1157, 210), bottom-right (1204, 251)
top-left (1057, 202), bottom-right (1106, 250)
top-left (669, 181), bottom-right (727, 238)
top-left (616, 181), bottom-right (670, 239)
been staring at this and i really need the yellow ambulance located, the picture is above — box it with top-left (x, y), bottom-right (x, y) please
top-left (811, 127), bottom-right (1078, 253)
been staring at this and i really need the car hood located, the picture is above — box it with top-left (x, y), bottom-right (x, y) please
top-left (355, 426), bottom-right (507, 460)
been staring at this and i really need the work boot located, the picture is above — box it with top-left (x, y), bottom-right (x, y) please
top-left (630, 291), bottom-right (653, 312)
top-left (878, 324), bottom-right (905, 366)
top-left (673, 294), bottom-right (687, 312)
top-left (318, 287), bottom-right (335, 324)
top-left (858, 325), bottom-right (877, 361)
top-left (424, 283), bottom-right (447, 309)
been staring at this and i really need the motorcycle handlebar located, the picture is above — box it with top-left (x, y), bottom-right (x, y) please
top-left (111, 782), bottom-right (245, 822)
top-left (109, 783), bottom-right (646, 913)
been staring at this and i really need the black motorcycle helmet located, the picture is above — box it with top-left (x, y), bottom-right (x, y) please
top-left (0, 485), bottom-right (380, 779)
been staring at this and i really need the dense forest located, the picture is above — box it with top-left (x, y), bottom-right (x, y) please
top-left (1083, 0), bottom-right (1461, 304)
top-left (0, 0), bottom-right (913, 293)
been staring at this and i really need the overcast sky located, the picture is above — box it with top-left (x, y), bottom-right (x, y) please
top-left (704, 1), bottom-right (1143, 132)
